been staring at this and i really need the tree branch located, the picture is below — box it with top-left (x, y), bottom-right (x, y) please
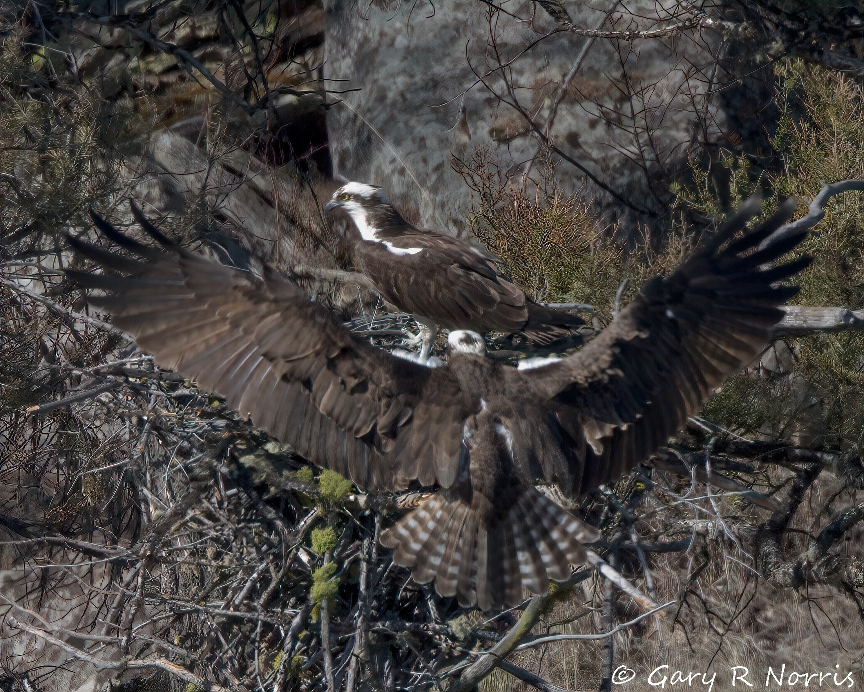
top-left (775, 306), bottom-right (864, 336)
top-left (445, 570), bottom-right (592, 692)
top-left (514, 601), bottom-right (673, 650)
top-left (762, 180), bottom-right (864, 249)
top-left (25, 380), bottom-right (121, 415)
top-left (0, 276), bottom-right (120, 333)
top-left (498, 660), bottom-right (573, 692)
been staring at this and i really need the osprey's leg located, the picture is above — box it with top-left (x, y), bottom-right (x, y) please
top-left (419, 321), bottom-right (437, 360)
top-left (402, 316), bottom-right (438, 359)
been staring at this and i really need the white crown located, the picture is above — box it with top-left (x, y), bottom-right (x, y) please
top-left (340, 182), bottom-right (388, 203)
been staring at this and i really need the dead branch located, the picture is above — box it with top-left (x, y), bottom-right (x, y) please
top-left (651, 451), bottom-right (781, 512)
top-left (584, 551), bottom-right (660, 613)
top-left (25, 380), bottom-right (121, 414)
top-left (776, 306), bottom-right (864, 336)
top-left (763, 180), bottom-right (864, 249)
top-left (444, 570), bottom-right (593, 692)
top-left (513, 601), bottom-right (674, 650)
top-left (497, 660), bottom-right (573, 692)
top-left (0, 276), bottom-right (120, 333)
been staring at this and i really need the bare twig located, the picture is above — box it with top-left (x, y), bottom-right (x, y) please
top-left (0, 276), bottom-right (121, 333)
top-left (321, 552), bottom-right (337, 692)
top-left (345, 535), bottom-right (374, 692)
top-left (584, 551), bottom-right (660, 612)
top-left (514, 601), bottom-right (675, 650)
top-left (25, 380), bottom-right (121, 415)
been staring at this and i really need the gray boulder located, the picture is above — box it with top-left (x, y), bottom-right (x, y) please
top-left (324, 0), bottom-right (726, 235)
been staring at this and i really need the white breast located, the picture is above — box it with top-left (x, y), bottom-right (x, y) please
top-left (342, 202), bottom-right (378, 241)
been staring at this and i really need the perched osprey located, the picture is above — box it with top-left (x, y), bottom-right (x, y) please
top-left (324, 182), bottom-right (584, 357)
top-left (67, 197), bottom-right (808, 610)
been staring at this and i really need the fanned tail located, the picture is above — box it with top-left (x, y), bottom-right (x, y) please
top-left (518, 302), bottom-right (585, 346)
top-left (380, 487), bottom-right (599, 610)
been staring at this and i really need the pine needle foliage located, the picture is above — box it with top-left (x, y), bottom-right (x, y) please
top-left (686, 60), bottom-right (864, 447)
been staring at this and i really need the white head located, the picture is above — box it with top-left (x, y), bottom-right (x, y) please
top-left (324, 182), bottom-right (390, 241)
top-left (447, 330), bottom-right (487, 356)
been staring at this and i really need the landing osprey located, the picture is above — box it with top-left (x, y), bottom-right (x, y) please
top-left (67, 197), bottom-right (809, 610)
top-left (324, 182), bottom-right (584, 357)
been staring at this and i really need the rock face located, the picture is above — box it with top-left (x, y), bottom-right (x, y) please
top-left (323, 0), bottom-right (726, 235)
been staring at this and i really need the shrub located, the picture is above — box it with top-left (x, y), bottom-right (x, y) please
top-left (318, 469), bottom-right (353, 502)
top-left (683, 60), bottom-right (864, 447)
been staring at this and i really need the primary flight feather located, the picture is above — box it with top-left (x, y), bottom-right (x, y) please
top-left (66, 197), bottom-right (809, 610)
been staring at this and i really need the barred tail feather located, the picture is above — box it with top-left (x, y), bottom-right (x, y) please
top-left (380, 488), bottom-right (600, 610)
top-left (519, 302), bottom-right (585, 345)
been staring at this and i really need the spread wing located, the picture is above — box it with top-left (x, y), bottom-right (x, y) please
top-left (66, 207), bottom-right (476, 492)
top-left (523, 197), bottom-right (811, 496)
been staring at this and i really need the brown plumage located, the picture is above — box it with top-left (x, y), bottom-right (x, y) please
top-left (66, 197), bottom-right (810, 610)
top-left (324, 182), bottom-right (584, 355)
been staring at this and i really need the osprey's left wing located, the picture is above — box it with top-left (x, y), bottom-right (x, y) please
top-left (66, 208), bottom-right (473, 492)
top-left (523, 197), bottom-right (810, 497)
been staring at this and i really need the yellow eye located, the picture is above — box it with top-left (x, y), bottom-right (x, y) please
top-left (341, 193), bottom-right (350, 201)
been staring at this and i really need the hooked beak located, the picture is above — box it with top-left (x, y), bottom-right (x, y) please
top-left (324, 199), bottom-right (338, 212)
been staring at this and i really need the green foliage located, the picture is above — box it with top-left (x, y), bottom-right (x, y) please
top-left (672, 150), bottom-right (759, 220)
top-left (683, 60), bottom-right (864, 447)
top-left (772, 60), bottom-right (864, 312)
top-left (310, 561), bottom-right (340, 620)
top-left (318, 469), bottom-right (353, 502)
top-left (271, 650), bottom-right (283, 671)
top-left (310, 526), bottom-right (338, 554)
top-left (295, 465), bottom-right (316, 482)
top-left (311, 561), bottom-right (339, 601)
top-left (455, 149), bottom-right (623, 310)
top-left (0, 27), bottom-right (133, 251)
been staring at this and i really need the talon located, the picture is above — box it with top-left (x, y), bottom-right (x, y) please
top-left (402, 317), bottom-right (439, 359)
top-left (400, 329), bottom-right (425, 349)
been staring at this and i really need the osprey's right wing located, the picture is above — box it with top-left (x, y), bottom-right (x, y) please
top-left (66, 207), bottom-right (475, 493)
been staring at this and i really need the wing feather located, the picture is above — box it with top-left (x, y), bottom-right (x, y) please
top-left (524, 197), bottom-right (810, 496)
top-left (66, 214), bottom-right (473, 492)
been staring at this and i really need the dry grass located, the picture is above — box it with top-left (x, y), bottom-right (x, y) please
top-left (478, 464), bottom-right (864, 692)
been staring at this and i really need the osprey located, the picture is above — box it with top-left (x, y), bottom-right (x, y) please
top-left (67, 197), bottom-right (808, 610)
top-left (324, 182), bottom-right (584, 357)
